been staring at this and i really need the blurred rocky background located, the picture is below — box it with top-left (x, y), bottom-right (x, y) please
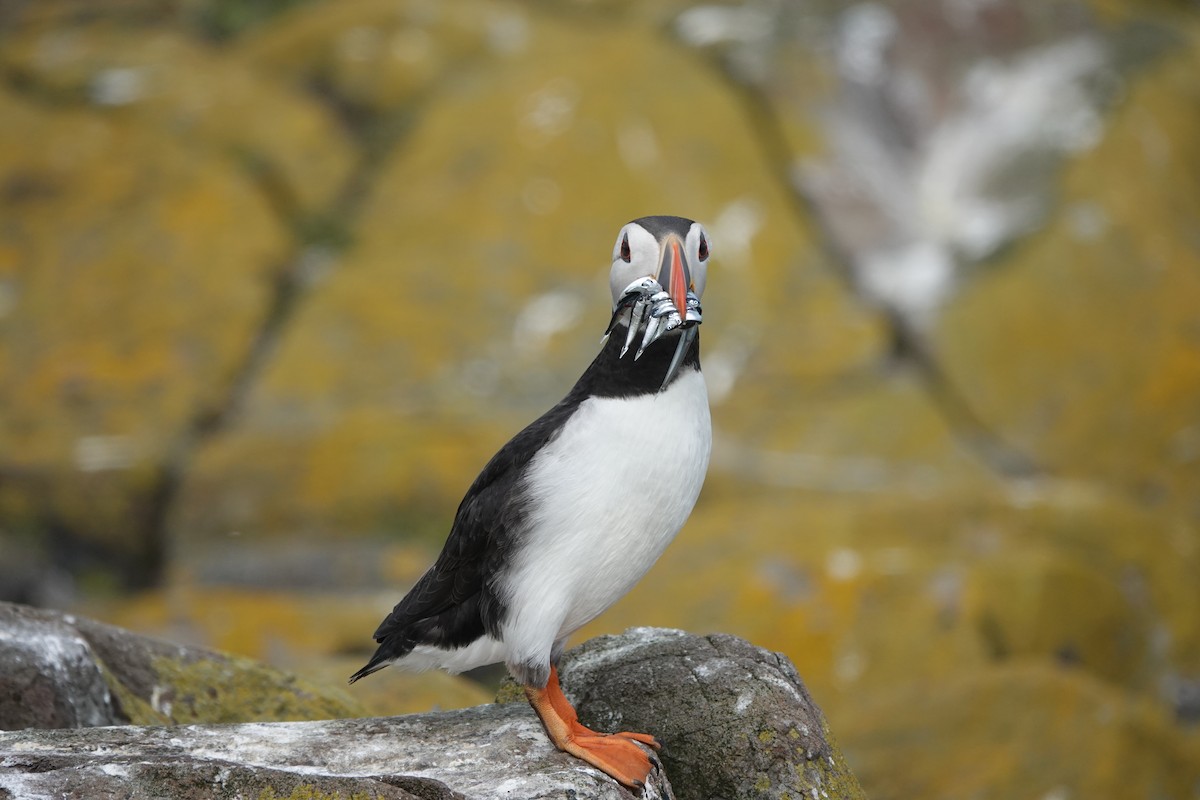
top-left (1, 0), bottom-right (1198, 796)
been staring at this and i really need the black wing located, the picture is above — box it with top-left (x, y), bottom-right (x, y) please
top-left (348, 393), bottom-right (583, 683)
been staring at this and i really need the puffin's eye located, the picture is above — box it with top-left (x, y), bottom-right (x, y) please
top-left (620, 234), bottom-right (632, 263)
top-left (698, 235), bottom-right (709, 262)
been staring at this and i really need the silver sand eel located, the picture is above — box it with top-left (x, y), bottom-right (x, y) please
top-left (603, 276), bottom-right (703, 390)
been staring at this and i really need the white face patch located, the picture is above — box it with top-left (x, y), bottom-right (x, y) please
top-left (610, 222), bottom-right (662, 303)
top-left (684, 221), bottom-right (711, 299)
top-left (609, 220), bottom-right (712, 307)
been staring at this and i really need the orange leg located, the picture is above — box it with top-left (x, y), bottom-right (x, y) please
top-left (525, 664), bottom-right (660, 789)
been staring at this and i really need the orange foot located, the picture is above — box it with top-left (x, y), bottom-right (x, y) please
top-left (526, 664), bottom-right (659, 790)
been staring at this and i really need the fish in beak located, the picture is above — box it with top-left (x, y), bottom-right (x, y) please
top-left (603, 219), bottom-right (707, 390)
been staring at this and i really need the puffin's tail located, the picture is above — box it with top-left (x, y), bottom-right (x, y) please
top-left (348, 566), bottom-right (462, 684)
top-left (348, 648), bottom-right (396, 684)
top-left (348, 623), bottom-right (422, 686)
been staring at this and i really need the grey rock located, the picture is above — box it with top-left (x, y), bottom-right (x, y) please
top-left (0, 758), bottom-right (446, 800)
top-left (560, 628), bottom-right (866, 800)
top-left (0, 607), bottom-right (115, 729)
top-left (0, 619), bottom-right (863, 799)
top-left (0, 704), bottom-right (670, 800)
top-left (0, 601), bottom-right (362, 728)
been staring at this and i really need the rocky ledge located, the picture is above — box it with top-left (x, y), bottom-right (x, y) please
top-left (0, 603), bottom-right (863, 799)
top-left (0, 601), bottom-right (362, 729)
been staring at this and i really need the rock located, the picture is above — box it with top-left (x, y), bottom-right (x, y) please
top-left (236, 0), bottom-right (497, 114)
top-left (237, 0), bottom-right (700, 117)
top-left (0, 601), bottom-right (362, 730)
top-left (0, 604), bottom-right (114, 730)
top-left (0, 757), bottom-right (447, 800)
top-left (934, 18), bottom-right (1200, 507)
top-left (0, 618), bottom-right (867, 799)
top-left (838, 662), bottom-right (1200, 800)
top-left (0, 84), bottom-right (289, 586)
top-left (89, 581), bottom-right (497, 719)
top-left (0, 705), bottom-right (668, 800)
top-left (966, 552), bottom-right (1148, 685)
top-left (0, 19), bottom-right (354, 216)
top-left (559, 627), bottom-right (866, 800)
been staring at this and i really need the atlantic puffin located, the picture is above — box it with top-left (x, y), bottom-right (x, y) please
top-left (350, 216), bottom-right (712, 789)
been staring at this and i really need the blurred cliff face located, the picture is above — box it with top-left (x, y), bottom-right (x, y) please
top-left (1, 1), bottom-right (1199, 796)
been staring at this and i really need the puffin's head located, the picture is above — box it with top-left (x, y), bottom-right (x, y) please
top-left (609, 215), bottom-right (709, 316)
top-left (604, 215), bottom-right (711, 388)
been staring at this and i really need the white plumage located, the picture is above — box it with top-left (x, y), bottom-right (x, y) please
top-left (501, 367), bottom-right (711, 672)
top-left (396, 367), bottom-right (711, 679)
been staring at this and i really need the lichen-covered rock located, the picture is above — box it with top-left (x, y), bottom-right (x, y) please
top-left (558, 627), bottom-right (866, 800)
top-left (90, 581), bottom-right (496, 719)
top-left (0, 21), bottom-right (354, 215)
top-left (838, 662), bottom-right (1200, 800)
top-left (965, 551), bottom-right (1148, 685)
top-left (0, 94), bottom-right (286, 468)
top-left (0, 84), bottom-right (288, 583)
top-left (0, 601), bottom-right (362, 730)
top-left (934, 20), bottom-right (1200, 507)
top-left (236, 0), bottom-right (497, 113)
top-left (580, 485), bottom-right (1199, 719)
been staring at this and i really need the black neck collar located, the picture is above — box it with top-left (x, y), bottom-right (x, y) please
top-left (569, 326), bottom-right (701, 399)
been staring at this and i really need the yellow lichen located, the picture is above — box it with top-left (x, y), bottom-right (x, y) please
top-left (256, 787), bottom-right (380, 800)
top-left (147, 653), bottom-right (363, 724)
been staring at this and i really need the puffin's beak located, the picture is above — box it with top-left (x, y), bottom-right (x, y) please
top-left (657, 234), bottom-right (691, 322)
top-left (603, 233), bottom-right (702, 389)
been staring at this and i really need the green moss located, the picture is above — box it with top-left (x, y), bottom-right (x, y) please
top-left (494, 675), bottom-right (527, 705)
top-left (95, 660), bottom-right (170, 726)
top-left (147, 654), bottom-right (364, 724)
top-left (800, 722), bottom-right (870, 800)
top-left (753, 774), bottom-right (772, 792)
top-left (757, 729), bottom-right (776, 743)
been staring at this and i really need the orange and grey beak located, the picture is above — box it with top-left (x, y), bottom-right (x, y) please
top-left (657, 234), bottom-right (692, 322)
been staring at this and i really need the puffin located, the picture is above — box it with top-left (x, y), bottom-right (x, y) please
top-left (350, 215), bottom-right (712, 790)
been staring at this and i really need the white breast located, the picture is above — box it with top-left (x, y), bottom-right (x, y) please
top-left (499, 368), bottom-right (711, 671)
